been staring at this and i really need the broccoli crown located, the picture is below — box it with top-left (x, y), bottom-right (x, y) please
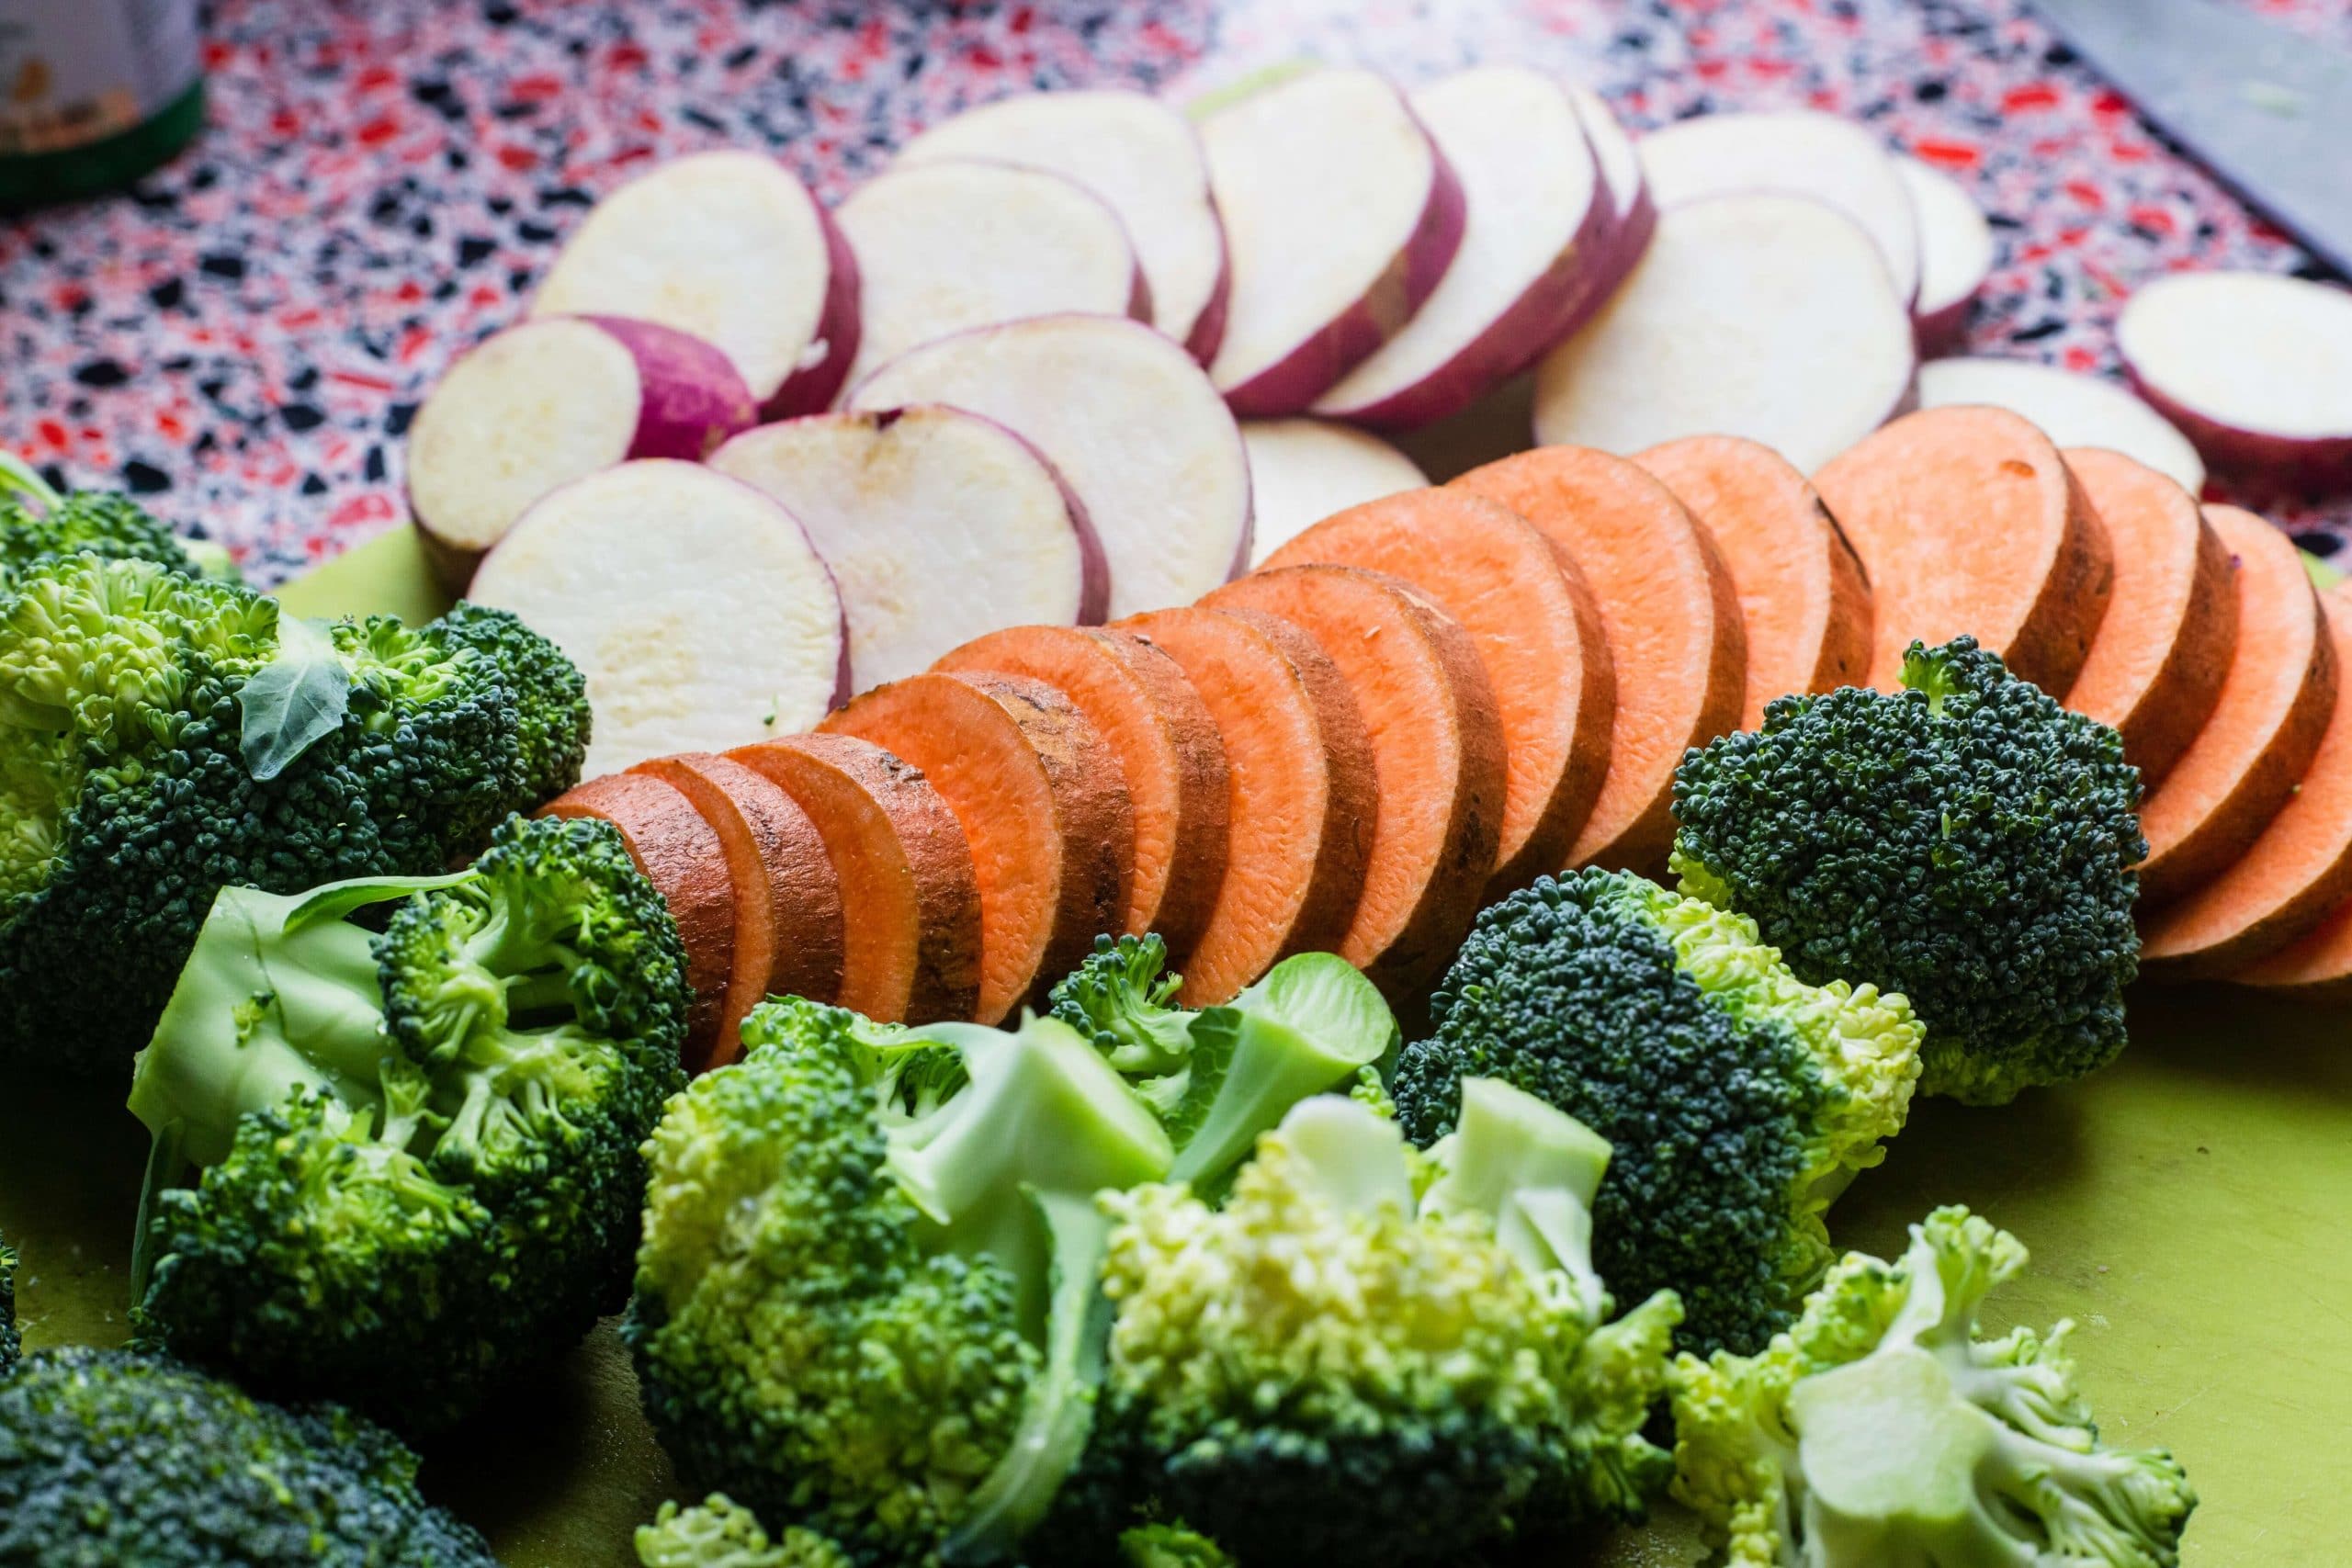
top-left (1670, 636), bottom-right (2145, 1106)
top-left (639, 1495), bottom-right (855, 1568)
top-left (0, 1232), bottom-right (17, 1375)
top-left (1049, 932), bottom-right (1400, 1189)
top-left (0, 553), bottom-right (593, 1072)
top-left (1670, 1206), bottom-right (2196, 1567)
top-left (0, 458), bottom-right (234, 587)
top-left (1073, 1082), bottom-right (1681, 1567)
top-left (127, 812), bottom-right (688, 1433)
top-left (626, 999), bottom-right (1174, 1565)
top-left (1116, 1523), bottom-right (1232, 1568)
top-left (0, 1347), bottom-right (498, 1566)
top-left (1392, 869), bottom-right (1923, 1358)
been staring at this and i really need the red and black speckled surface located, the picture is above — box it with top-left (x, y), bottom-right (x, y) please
top-left (1, 0), bottom-right (2346, 584)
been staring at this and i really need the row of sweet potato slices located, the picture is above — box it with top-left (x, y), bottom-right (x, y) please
top-left (545, 408), bottom-right (2352, 1068)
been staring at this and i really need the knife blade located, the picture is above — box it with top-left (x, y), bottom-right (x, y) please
top-left (2033, 0), bottom-right (2352, 277)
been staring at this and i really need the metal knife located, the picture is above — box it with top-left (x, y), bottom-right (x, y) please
top-left (2033, 0), bottom-right (2352, 277)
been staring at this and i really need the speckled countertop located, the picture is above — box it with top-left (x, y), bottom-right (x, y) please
top-left (2, 0), bottom-right (2346, 581)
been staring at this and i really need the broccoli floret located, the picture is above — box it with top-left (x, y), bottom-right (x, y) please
top-left (0, 1345), bottom-right (497, 1565)
top-left (1671, 636), bottom-right (2145, 1106)
top-left (626, 1000), bottom-right (1175, 1564)
top-left (0, 551), bottom-right (593, 1072)
top-left (639, 1495), bottom-right (854, 1568)
top-left (1392, 869), bottom-right (1924, 1357)
top-left (0, 456), bottom-right (236, 586)
top-left (1670, 1206), bottom-right (2196, 1566)
top-left (125, 812), bottom-right (688, 1432)
top-left (1117, 1522), bottom-right (1232, 1567)
top-left (1049, 932), bottom-right (1399, 1186)
top-left (1070, 1080), bottom-right (1683, 1566)
top-left (0, 1231), bottom-right (17, 1375)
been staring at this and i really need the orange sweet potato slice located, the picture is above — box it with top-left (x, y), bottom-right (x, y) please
top-left (1260, 485), bottom-right (1615, 894)
top-left (729, 734), bottom-right (983, 1025)
top-left (1116, 605), bottom-right (1377, 1005)
top-left (2137, 505), bottom-right (2337, 908)
top-left (1813, 405), bottom-right (2115, 695)
top-left (539, 771), bottom-right (734, 1067)
top-left (1636, 433), bottom-right (1872, 728)
top-left (2061, 446), bottom-right (2238, 786)
top-left (1202, 564), bottom-right (1504, 993)
top-left (933, 625), bottom-right (1231, 964)
top-left (1451, 445), bottom-right (1745, 871)
top-left (820, 671), bottom-right (1133, 1022)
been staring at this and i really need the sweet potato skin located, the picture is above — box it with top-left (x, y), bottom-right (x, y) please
top-left (729, 733), bottom-right (984, 1024)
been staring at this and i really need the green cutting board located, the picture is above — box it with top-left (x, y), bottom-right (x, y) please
top-left (4, 524), bottom-right (2345, 1566)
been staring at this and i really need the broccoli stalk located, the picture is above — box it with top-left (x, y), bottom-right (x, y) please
top-left (627, 1000), bottom-right (1175, 1564)
top-left (0, 456), bottom-right (237, 585)
top-left (1049, 932), bottom-right (1400, 1187)
top-left (1670, 1207), bottom-right (2196, 1566)
top-left (1671, 636), bottom-right (2145, 1105)
top-left (0, 1344), bottom-right (498, 1564)
top-left (1394, 869), bottom-right (1924, 1356)
top-left (125, 812), bottom-right (690, 1433)
top-left (1071, 1080), bottom-right (1684, 1566)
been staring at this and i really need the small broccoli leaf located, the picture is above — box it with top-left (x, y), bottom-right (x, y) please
top-left (239, 615), bottom-right (351, 780)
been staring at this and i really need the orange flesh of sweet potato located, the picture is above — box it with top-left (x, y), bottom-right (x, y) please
top-left (1260, 485), bottom-right (1615, 894)
top-left (1635, 433), bottom-right (1872, 728)
top-left (1116, 604), bottom-right (1377, 1005)
top-left (538, 771), bottom-right (735, 1068)
top-left (820, 671), bottom-right (1133, 1022)
top-left (1451, 445), bottom-right (1745, 871)
top-left (933, 625), bottom-right (1231, 964)
top-left (1202, 564), bottom-right (1504, 992)
top-left (2060, 446), bottom-right (2239, 786)
top-left (2143, 584), bottom-right (2352, 975)
top-left (1813, 404), bottom-right (2115, 695)
top-left (729, 734), bottom-right (982, 1025)
top-left (2137, 504), bottom-right (2338, 908)
top-left (632, 751), bottom-right (846, 1066)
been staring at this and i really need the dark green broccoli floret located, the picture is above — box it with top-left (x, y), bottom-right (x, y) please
top-left (1671, 1207), bottom-right (2195, 1566)
top-left (0, 550), bottom-right (592, 1072)
top-left (0, 1230), bottom-right (17, 1375)
top-left (626, 999), bottom-right (1175, 1564)
top-left (0, 456), bottom-right (236, 586)
top-left (125, 812), bottom-right (688, 1433)
top-left (1393, 869), bottom-right (1923, 1356)
top-left (638, 1495), bottom-right (854, 1567)
top-left (1049, 932), bottom-right (1399, 1187)
top-left (1069, 1081), bottom-right (1681, 1566)
top-left (0, 1346), bottom-right (497, 1565)
top-left (1670, 636), bottom-right (2145, 1106)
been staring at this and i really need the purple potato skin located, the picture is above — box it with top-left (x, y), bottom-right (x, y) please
top-left (578, 315), bottom-right (759, 457)
top-left (764, 192), bottom-right (864, 418)
top-left (1217, 96), bottom-right (1471, 420)
top-left (1317, 116), bottom-right (1619, 433)
top-left (2124, 365), bottom-right (2352, 498)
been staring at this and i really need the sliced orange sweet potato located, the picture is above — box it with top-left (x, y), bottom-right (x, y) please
top-left (1636, 433), bottom-right (1872, 728)
top-left (820, 671), bottom-right (1133, 1022)
top-left (1814, 405), bottom-right (2114, 695)
top-left (1260, 485), bottom-right (1615, 894)
top-left (539, 771), bottom-right (734, 1066)
top-left (1117, 605), bottom-right (1377, 1005)
top-left (1202, 564), bottom-right (1504, 992)
top-left (632, 751), bottom-right (845, 1064)
top-left (1451, 445), bottom-right (1745, 871)
top-left (2137, 505), bottom-right (2337, 908)
top-left (2143, 585), bottom-right (2352, 976)
top-left (2060, 446), bottom-right (2238, 786)
top-left (933, 625), bottom-right (1231, 964)
top-left (730, 734), bottom-right (983, 1025)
